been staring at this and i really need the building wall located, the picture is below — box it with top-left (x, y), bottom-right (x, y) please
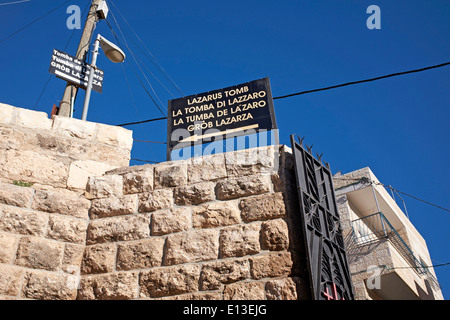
top-left (334, 168), bottom-right (444, 300)
top-left (0, 103), bottom-right (310, 300)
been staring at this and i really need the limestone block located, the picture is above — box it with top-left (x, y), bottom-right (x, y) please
top-left (14, 107), bottom-right (52, 130)
top-left (260, 219), bottom-right (289, 251)
top-left (164, 229), bottom-right (219, 265)
top-left (68, 160), bottom-right (116, 191)
top-left (105, 164), bottom-right (153, 176)
top-left (0, 182), bottom-right (33, 208)
top-left (116, 238), bottom-right (165, 271)
top-left (0, 127), bottom-right (42, 156)
top-left (174, 181), bottom-right (216, 206)
top-left (90, 194), bottom-right (137, 219)
top-left (62, 244), bottom-right (84, 274)
top-left (250, 252), bottom-right (293, 280)
top-left (46, 214), bottom-right (88, 244)
top-left (192, 200), bottom-right (241, 229)
top-left (15, 237), bottom-right (64, 271)
top-left (151, 207), bottom-right (191, 236)
top-left (52, 116), bottom-right (96, 140)
top-left (139, 264), bottom-right (201, 298)
top-left (31, 189), bottom-right (90, 220)
top-left (123, 168), bottom-right (154, 194)
top-left (81, 243), bottom-right (116, 274)
top-left (3, 150), bottom-right (68, 188)
top-left (85, 174), bottom-right (123, 200)
top-left (138, 188), bottom-right (173, 213)
top-left (96, 123), bottom-right (133, 151)
top-left (216, 174), bottom-right (271, 200)
top-left (78, 272), bottom-right (138, 300)
top-left (86, 213), bottom-right (151, 245)
top-left (159, 292), bottom-right (222, 300)
top-left (0, 206), bottom-right (48, 236)
top-left (219, 223), bottom-right (261, 258)
top-left (85, 143), bottom-right (131, 167)
top-left (0, 265), bottom-right (24, 297)
top-left (223, 281), bottom-right (265, 300)
top-left (21, 270), bottom-right (77, 300)
top-left (200, 259), bottom-right (250, 290)
top-left (225, 145), bottom-right (278, 177)
top-left (154, 162), bottom-right (187, 188)
top-left (0, 233), bottom-right (18, 263)
top-left (265, 278), bottom-right (298, 300)
top-left (34, 130), bottom-right (90, 159)
top-left (332, 167), bottom-right (372, 190)
top-left (0, 103), bottom-right (14, 124)
top-left (187, 154), bottom-right (227, 184)
top-left (239, 192), bottom-right (286, 222)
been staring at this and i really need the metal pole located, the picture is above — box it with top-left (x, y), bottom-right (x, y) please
top-left (58, 0), bottom-right (102, 117)
top-left (371, 183), bottom-right (381, 213)
top-left (394, 189), bottom-right (410, 220)
top-left (371, 183), bottom-right (388, 237)
top-left (81, 35), bottom-right (101, 121)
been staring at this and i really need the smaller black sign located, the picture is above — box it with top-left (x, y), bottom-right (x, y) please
top-left (167, 77), bottom-right (277, 152)
top-left (49, 49), bottom-right (104, 94)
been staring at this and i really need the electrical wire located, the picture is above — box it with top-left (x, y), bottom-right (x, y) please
top-left (390, 262), bottom-right (450, 270)
top-left (119, 61), bottom-right (450, 127)
top-left (273, 61), bottom-right (450, 100)
top-left (109, 0), bottom-right (184, 97)
top-left (104, 18), bottom-right (166, 117)
top-left (333, 176), bottom-right (450, 213)
top-left (117, 116), bottom-right (167, 127)
top-left (120, 34), bottom-right (178, 99)
top-left (120, 62), bottom-right (141, 121)
top-left (34, 1), bottom-right (91, 109)
top-left (0, 0), bottom-right (32, 6)
top-left (106, 9), bottom-right (167, 111)
top-left (351, 262), bottom-right (450, 276)
top-left (0, 0), bottom-right (71, 44)
top-left (133, 139), bottom-right (167, 145)
top-left (106, 2), bottom-right (178, 99)
top-left (131, 158), bottom-right (160, 164)
top-left (375, 182), bottom-right (450, 213)
top-left (107, 9), bottom-right (169, 108)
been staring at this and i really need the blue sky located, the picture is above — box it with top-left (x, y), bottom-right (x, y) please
top-left (1, 0), bottom-right (449, 299)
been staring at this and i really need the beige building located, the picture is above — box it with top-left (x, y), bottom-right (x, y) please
top-left (334, 167), bottom-right (443, 300)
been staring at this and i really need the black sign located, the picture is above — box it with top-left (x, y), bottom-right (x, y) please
top-left (49, 49), bottom-right (104, 94)
top-left (167, 77), bottom-right (277, 152)
top-left (290, 135), bottom-right (354, 300)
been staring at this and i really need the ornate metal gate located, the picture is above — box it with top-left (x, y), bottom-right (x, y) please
top-left (290, 135), bottom-right (354, 300)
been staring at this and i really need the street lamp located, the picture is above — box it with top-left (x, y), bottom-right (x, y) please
top-left (81, 34), bottom-right (126, 121)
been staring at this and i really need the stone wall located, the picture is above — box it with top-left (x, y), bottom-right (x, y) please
top-left (0, 182), bottom-right (90, 299)
top-left (0, 103), bottom-right (132, 300)
top-left (0, 103), bottom-right (310, 300)
top-left (78, 146), bottom-right (309, 300)
top-left (0, 103), bottom-right (132, 192)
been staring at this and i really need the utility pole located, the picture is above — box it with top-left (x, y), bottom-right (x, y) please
top-left (57, 0), bottom-right (103, 117)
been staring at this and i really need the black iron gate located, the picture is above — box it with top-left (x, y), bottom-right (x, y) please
top-left (290, 135), bottom-right (354, 300)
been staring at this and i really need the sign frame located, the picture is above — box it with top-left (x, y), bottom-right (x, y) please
top-left (166, 77), bottom-right (277, 160)
top-left (49, 48), bottom-right (104, 94)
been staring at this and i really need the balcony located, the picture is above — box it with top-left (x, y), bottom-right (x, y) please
top-left (351, 212), bottom-right (440, 292)
top-left (334, 167), bottom-right (443, 299)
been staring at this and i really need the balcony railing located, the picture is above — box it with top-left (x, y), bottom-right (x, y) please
top-left (351, 212), bottom-right (440, 290)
